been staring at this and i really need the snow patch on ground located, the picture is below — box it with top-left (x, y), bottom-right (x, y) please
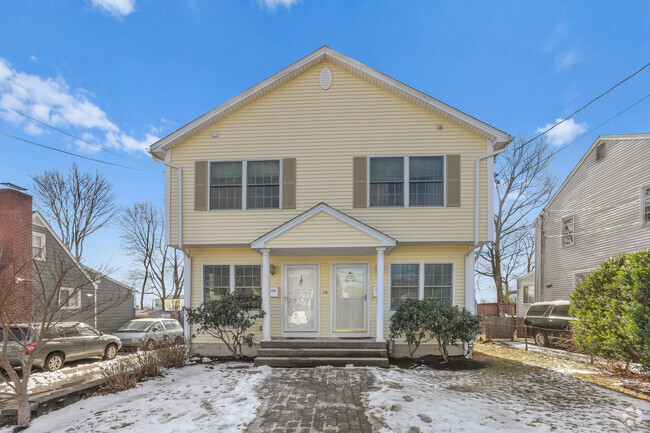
top-left (365, 366), bottom-right (650, 433)
top-left (7, 363), bottom-right (271, 433)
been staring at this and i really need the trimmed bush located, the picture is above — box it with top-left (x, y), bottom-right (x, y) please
top-left (389, 298), bottom-right (482, 361)
top-left (184, 293), bottom-right (265, 359)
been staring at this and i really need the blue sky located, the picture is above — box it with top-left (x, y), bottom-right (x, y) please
top-left (0, 1), bottom-right (648, 299)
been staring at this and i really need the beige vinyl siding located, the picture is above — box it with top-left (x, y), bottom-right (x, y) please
top-left (536, 136), bottom-right (650, 303)
top-left (188, 245), bottom-right (466, 344)
top-left (266, 211), bottom-right (381, 248)
top-left (169, 61), bottom-right (489, 246)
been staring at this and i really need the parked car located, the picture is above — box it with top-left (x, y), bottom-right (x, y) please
top-left (3, 322), bottom-right (122, 371)
top-left (523, 300), bottom-right (576, 347)
top-left (114, 318), bottom-right (184, 350)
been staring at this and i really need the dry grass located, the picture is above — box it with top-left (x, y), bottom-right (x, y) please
top-left (474, 342), bottom-right (650, 402)
top-left (100, 361), bottom-right (139, 393)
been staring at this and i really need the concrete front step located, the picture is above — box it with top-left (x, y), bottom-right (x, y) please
top-left (254, 356), bottom-right (389, 368)
top-left (257, 348), bottom-right (388, 358)
top-left (259, 339), bottom-right (385, 350)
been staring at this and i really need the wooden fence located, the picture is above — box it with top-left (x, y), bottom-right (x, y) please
top-left (477, 303), bottom-right (516, 317)
top-left (482, 316), bottom-right (516, 340)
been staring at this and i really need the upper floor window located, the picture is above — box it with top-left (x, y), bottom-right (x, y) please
top-left (641, 186), bottom-right (650, 224)
top-left (59, 288), bottom-right (80, 309)
top-left (32, 232), bottom-right (46, 261)
top-left (595, 142), bottom-right (606, 161)
top-left (209, 160), bottom-right (280, 210)
top-left (562, 216), bottom-right (574, 247)
top-left (369, 156), bottom-right (444, 208)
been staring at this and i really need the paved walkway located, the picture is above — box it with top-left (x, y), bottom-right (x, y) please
top-left (246, 368), bottom-right (376, 433)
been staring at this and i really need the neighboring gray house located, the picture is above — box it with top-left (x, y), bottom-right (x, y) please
top-left (33, 212), bottom-right (135, 333)
top-left (517, 133), bottom-right (650, 317)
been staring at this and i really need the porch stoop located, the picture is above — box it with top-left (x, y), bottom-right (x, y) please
top-left (253, 339), bottom-right (389, 368)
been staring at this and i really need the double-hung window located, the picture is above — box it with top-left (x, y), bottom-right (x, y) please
top-left (59, 288), bottom-right (80, 309)
top-left (209, 160), bottom-right (280, 210)
top-left (523, 285), bottom-right (535, 304)
top-left (369, 156), bottom-right (444, 207)
top-left (641, 186), bottom-right (650, 224)
top-left (203, 264), bottom-right (262, 307)
top-left (390, 263), bottom-right (453, 310)
top-left (32, 232), bottom-right (46, 261)
top-left (562, 216), bottom-right (575, 247)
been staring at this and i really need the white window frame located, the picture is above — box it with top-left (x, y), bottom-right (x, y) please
top-left (207, 159), bottom-right (282, 211)
top-left (367, 155), bottom-right (446, 209)
top-left (202, 263), bottom-right (262, 302)
top-left (573, 269), bottom-right (594, 286)
top-left (388, 261), bottom-right (455, 311)
top-left (561, 215), bottom-right (575, 248)
top-left (522, 285), bottom-right (535, 304)
top-left (32, 232), bottom-right (46, 261)
top-left (642, 186), bottom-right (650, 225)
top-left (59, 287), bottom-right (80, 310)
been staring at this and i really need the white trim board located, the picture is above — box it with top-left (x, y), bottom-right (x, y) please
top-left (149, 46), bottom-right (512, 158)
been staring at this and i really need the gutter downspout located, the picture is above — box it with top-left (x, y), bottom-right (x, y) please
top-left (152, 155), bottom-right (183, 249)
top-left (475, 145), bottom-right (508, 246)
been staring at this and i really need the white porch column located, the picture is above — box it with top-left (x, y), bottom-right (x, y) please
top-left (375, 247), bottom-right (386, 342)
top-left (261, 248), bottom-right (271, 341)
top-left (465, 249), bottom-right (476, 314)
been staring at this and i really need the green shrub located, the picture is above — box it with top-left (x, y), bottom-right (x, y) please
top-left (570, 249), bottom-right (650, 371)
top-left (184, 293), bottom-right (265, 360)
top-left (389, 298), bottom-right (482, 361)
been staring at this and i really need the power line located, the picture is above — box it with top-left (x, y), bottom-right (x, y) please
top-left (548, 93), bottom-right (650, 158)
top-left (0, 132), bottom-right (160, 173)
top-left (0, 102), bottom-right (153, 169)
top-left (522, 62), bottom-right (650, 147)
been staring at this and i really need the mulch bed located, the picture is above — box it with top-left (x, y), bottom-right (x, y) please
top-left (389, 355), bottom-right (489, 370)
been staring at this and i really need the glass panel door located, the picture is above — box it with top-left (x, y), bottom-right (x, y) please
top-left (333, 264), bottom-right (367, 332)
top-left (284, 265), bottom-right (318, 332)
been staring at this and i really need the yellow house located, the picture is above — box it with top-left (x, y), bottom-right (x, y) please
top-left (149, 46), bottom-right (512, 365)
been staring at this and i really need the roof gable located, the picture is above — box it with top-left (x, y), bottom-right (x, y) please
top-left (150, 46), bottom-right (512, 157)
top-left (251, 203), bottom-right (396, 249)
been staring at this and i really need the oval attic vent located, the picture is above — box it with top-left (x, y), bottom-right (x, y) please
top-left (319, 67), bottom-right (332, 90)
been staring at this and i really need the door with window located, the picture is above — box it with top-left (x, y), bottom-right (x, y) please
top-left (332, 264), bottom-right (368, 335)
top-left (283, 264), bottom-right (319, 333)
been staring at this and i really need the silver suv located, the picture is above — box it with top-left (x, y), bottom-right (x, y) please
top-left (114, 318), bottom-right (184, 350)
top-left (3, 322), bottom-right (122, 371)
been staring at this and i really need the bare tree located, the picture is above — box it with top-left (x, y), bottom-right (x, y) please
top-left (477, 136), bottom-right (557, 313)
top-left (0, 250), bottom-right (126, 427)
top-left (168, 248), bottom-right (184, 310)
top-left (119, 202), bottom-right (159, 309)
top-left (32, 163), bottom-right (118, 261)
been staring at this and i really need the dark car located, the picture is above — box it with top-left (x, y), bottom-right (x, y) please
top-left (523, 301), bottom-right (576, 347)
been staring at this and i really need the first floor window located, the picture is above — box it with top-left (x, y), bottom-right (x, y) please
top-left (204, 265), bottom-right (230, 302)
top-left (390, 263), bottom-right (453, 310)
top-left (562, 216), bottom-right (574, 247)
top-left (204, 264), bottom-right (262, 307)
top-left (641, 186), bottom-right (650, 224)
top-left (59, 288), bottom-right (80, 309)
top-left (523, 285), bottom-right (535, 304)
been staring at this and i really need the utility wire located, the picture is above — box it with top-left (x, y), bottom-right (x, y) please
top-left (0, 132), bottom-right (160, 173)
top-left (0, 102), bottom-right (153, 169)
top-left (548, 93), bottom-right (650, 158)
top-left (522, 62), bottom-right (650, 147)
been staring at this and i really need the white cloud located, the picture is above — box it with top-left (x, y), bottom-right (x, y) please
top-left (258, 0), bottom-right (300, 11)
top-left (91, 0), bottom-right (135, 18)
top-left (536, 118), bottom-right (588, 146)
top-left (557, 49), bottom-right (579, 71)
top-left (0, 57), bottom-right (159, 154)
top-left (30, 55), bottom-right (37, 63)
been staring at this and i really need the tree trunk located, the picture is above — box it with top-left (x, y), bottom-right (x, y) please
top-left (16, 381), bottom-right (31, 427)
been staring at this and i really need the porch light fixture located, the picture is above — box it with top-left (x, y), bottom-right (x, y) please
top-left (345, 271), bottom-right (356, 282)
top-left (269, 264), bottom-right (276, 275)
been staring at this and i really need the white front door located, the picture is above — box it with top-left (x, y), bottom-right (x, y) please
top-left (332, 264), bottom-right (369, 335)
top-left (283, 264), bottom-right (319, 333)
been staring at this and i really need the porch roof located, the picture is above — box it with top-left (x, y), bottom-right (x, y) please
top-left (250, 203), bottom-right (396, 256)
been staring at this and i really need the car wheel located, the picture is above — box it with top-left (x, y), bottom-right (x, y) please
top-left (103, 344), bottom-right (118, 360)
top-left (534, 330), bottom-right (549, 347)
top-left (44, 353), bottom-right (64, 371)
top-left (174, 336), bottom-right (182, 345)
top-left (145, 339), bottom-right (155, 350)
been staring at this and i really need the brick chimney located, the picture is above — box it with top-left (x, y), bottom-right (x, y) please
top-left (0, 187), bottom-right (34, 322)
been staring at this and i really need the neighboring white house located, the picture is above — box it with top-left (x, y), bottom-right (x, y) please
top-left (515, 270), bottom-right (535, 317)
top-left (518, 133), bottom-right (650, 317)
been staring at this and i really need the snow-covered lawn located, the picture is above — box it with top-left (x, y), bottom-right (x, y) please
top-left (2, 362), bottom-right (271, 433)
top-left (365, 364), bottom-right (650, 432)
